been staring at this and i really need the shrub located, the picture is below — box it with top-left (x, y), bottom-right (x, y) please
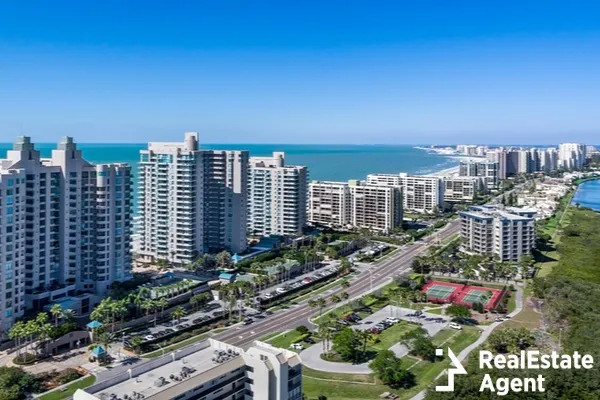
top-left (295, 325), bottom-right (309, 335)
top-left (291, 333), bottom-right (310, 344)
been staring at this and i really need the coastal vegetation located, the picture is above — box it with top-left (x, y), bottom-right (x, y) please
top-left (425, 208), bottom-right (600, 399)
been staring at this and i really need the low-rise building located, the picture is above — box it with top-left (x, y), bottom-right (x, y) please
top-left (459, 205), bottom-right (536, 261)
top-left (74, 339), bottom-right (302, 400)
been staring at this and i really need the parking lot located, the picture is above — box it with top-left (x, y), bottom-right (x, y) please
top-left (352, 305), bottom-right (450, 336)
top-left (257, 262), bottom-right (341, 301)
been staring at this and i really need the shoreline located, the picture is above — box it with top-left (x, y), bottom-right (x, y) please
top-left (415, 147), bottom-right (484, 178)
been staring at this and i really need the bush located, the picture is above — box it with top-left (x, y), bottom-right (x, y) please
top-left (57, 369), bottom-right (82, 385)
top-left (295, 325), bottom-right (309, 335)
top-left (291, 333), bottom-right (310, 344)
top-left (13, 352), bottom-right (37, 365)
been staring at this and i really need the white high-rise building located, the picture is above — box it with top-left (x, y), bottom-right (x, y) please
top-left (539, 148), bottom-right (559, 172)
top-left (443, 177), bottom-right (482, 203)
top-left (558, 143), bottom-right (586, 170)
top-left (366, 173), bottom-right (444, 213)
top-left (308, 181), bottom-right (351, 229)
top-left (458, 160), bottom-right (499, 190)
top-left (138, 133), bottom-right (248, 265)
top-left (0, 137), bottom-right (132, 330)
top-left (74, 339), bottom-right (303, 400)
top-left (459, 205), bottom-right (536, 261)
top-left (248, 152), bottom-right (308, 237)
top-left (308, 180), bottom-right (402, 232)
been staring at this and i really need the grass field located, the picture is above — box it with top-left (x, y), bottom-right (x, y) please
top-left (503, 287), bottom-right (541, 330)
top-left (369, 321), bottom-right (418, 352)
top-left (38, 375), bottom-right (96, 400)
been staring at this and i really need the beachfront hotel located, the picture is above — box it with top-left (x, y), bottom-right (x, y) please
top-left (308, 180), bottom-right (402, 232)
top-left (443, 176), bottom-right (483, 203)
top-left (459, 205), bottom-right (536, 261)
top-left (366, 173), bottom-right (444, 213)
top-left (74, 339), bottom-right (302, 400)
top-left (0, 137), bottom-right (132, 331)
top-left (248, 152), bottom-right (308, 237)
top-left (137, 133), bottom-right (248, 265)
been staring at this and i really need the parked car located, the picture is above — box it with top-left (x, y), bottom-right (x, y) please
top-left (276, 287), bottom-right (287, 294)
top-left (144, 335), bottom-right (156, 341)
top-left (290, 343), bottom-right (304, 350)
top-left (385, 317), bottom-right (400, 324)
top-left (368, 327), bottom-right (382, 334)
top-left (244, 318), bottom-right (254, 325)
top-left (303, 337), bottom-right (315, 344)
top-left (449, 322), bottom-right (463, 330)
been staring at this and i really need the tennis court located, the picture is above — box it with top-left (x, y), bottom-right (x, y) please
top-left (425, 284), bottom-right (457, 300)
top-left (461, 289), bottom-right (493, 305)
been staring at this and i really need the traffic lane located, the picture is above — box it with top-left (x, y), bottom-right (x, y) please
top-left (217, 223), bottom-right (460, 346)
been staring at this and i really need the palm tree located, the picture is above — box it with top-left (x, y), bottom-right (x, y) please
top-left (171, 306), bottom-right (187, 325)
top-left (95, 331), bottom-right (114, 360)
top-left (50, 304), bottom-right (63, 327)
top-left (130, 336), bottom-right (143, 354)
top-left (316, 297), bottom-right (327, 318)
top-left (156, 297), bottom-right (169, 319)
top-left (330, 295), bottom-right (341, 310)
top-left (340, 291), bottom-right (350, 312)
top-left (9, 321), bottom-right (24, 360)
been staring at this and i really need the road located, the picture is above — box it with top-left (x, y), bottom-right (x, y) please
top-left (215, 220), bottom-right (461, 347)
top-left (92, 219), bottom-right (460, 382)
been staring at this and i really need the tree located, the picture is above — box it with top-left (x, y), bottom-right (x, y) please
top-left (402, 328), bottom-right (437, 361)
top-left (316, 297), bottom-right (327, 317)
top-left (171, 306), bottom-right (187, 324)
top-left (446, 304), bottom-right (471, 319)
top-left (49, 304), bottom-right (63, 327)
top-left (130, 336), bottom-right (143, 354)
top-left (216, 251), bottom-right (232, 269)
top-left (332, 328), bottom-right (360, 362)
top-left (369, 350), bottom-right (416, 388)
top-left (0, 367), bottom-right (42, 400)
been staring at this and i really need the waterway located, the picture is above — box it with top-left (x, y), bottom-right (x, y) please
top-left (572, 179), bottom-right (600, 211)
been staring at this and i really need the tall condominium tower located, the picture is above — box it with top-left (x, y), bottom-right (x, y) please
top-left (366, 173), bottom-right (443, 213)
top-left (459, 205), bottom-right (536, 261)
top-left (248, 152), bottom-right (308, 237)
top-left (0, 137), bottom-right (132, 330)
top-left (558, 143), bottom-right (586, 169)
top-left (458, 160), bottom-right (499, 190)
top-left (138, 133), bottom-right (248, 265)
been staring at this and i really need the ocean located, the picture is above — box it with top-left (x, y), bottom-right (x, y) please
top-left (572, 179), bottom-right (600, 211)
top-left (0, 142), bottom-right (458, 181)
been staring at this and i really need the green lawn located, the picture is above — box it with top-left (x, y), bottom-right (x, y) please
top-left (143, 333), bottom-right (210, 358)
top-left (431, 329), bottom-right (456, 346)
top-left (38, 375), bottom-right (96, 400)
top-left (424, 307), bottom-right (444, 315)
top-left (503, 287), bottom-right (541, 330)
top-left (369, 321), bottom-right (418, 352)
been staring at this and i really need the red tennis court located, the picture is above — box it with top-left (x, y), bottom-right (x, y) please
top-left (422, 280), bottom-right (505, 311)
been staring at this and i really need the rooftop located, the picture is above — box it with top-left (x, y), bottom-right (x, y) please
top-left (95, 342), bottom-right (243, 400)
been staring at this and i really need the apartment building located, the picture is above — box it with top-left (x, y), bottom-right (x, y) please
top-left (348, 180), bottom-right (403, 232)
top-left (138, 133), bottom-right (248, 265)
top-left (248, 152), bottom-right (308, 237)
top-left (459, 205), bottom-right (536, 261)
top-left (539, 148), bottom-right (559, 172)
top-left (308, 181), bottom-right (351, 229)
top-left (366, 173), bottom-right (443, 213)
top-left (0, 137), bottom-right (132, 330)
top-left (559, 143), bottom-right (586, 170)
top-left (459, 160), bottom-right (499, 190)
top-left (443, 177), bottom-right (482, 203)
top-left (308, 180), bottom-right (402, 232)
top-left (74, 339), bottom-right (302, 400)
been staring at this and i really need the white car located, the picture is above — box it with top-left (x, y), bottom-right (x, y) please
top-left (289, 343), bottom-right (304, 350)
top-left (144, 334), bottom-right (156, 341)
top-left (276, 287), bottom-right (287, 294)
top-left (449, 322), bottom-right (463, 330)
top-left (385, 317), bottom-right (400, 324)
top-left (263, 293), bottom-right (273, 299)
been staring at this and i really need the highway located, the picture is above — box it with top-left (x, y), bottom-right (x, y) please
top-left (215, 220), bottom-right (461, 347)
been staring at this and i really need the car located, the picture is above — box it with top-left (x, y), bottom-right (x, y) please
top-left (144, 335), bottom-right (156, 341)
top-left (244, 318), bottom-right (254, 325)
top-left (265, 310), bottom-right (274, 315)
top-left (303, 337), bottom-right (315, 344)
top-left (290, 343), bottom-right (304, 350)
top-left (302, 277), bottom-right (313, 284)
top-left (360, 307), bottom-right (373, 313)
top-left (263, 293), bottom-right (273, 299)
top-left (276, 287), bottom-right (287, 294)
top-left (449, 322), bottom-right (463, 330)
top-left (385, 317), bottom-right (400, 324)
top-left (165, 328), bottom-right (175, 334)
top-left (368, 327), bottom-right (382, 334)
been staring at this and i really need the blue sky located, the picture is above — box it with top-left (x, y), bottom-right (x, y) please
top-left (1, 1), bottom-right (600, 144)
